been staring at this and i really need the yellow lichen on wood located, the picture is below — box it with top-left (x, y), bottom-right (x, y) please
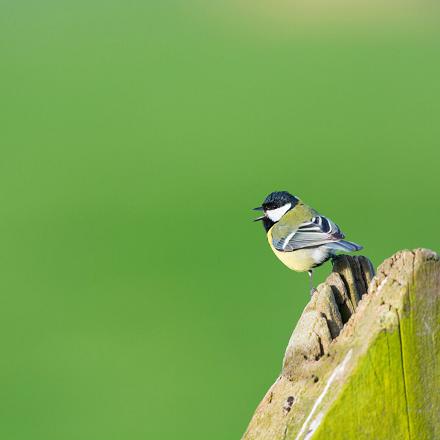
top-left (242, 249), bottom-right (440, 440)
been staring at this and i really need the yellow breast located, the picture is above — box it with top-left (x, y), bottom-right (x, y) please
top-left (267, 228), bottom-right (328, 272)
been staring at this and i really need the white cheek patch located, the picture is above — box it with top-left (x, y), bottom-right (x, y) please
top-left (266, 203), bottom-right (292, 222)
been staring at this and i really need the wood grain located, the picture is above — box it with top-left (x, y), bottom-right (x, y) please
top-left (242, 249), bottom-right (440, 440)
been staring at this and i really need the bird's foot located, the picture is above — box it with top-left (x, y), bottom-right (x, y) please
top-left (310, 287), bottom-right (317, 297)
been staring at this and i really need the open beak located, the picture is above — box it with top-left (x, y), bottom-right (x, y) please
top-left (252, 206), bottom-right (265, 221)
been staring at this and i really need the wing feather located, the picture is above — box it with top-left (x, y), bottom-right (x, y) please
top-left (272, 215), bottom-right (345, 252)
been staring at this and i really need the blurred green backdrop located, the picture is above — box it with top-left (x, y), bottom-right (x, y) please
top-left (1, 1), bottom-right (439, 439)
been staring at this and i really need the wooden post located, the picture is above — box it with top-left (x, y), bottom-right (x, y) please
top-left (242, 249), bottom-right (439, 440)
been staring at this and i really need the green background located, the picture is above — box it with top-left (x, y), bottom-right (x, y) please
top-left (1, 2), bottom-right (439, 439)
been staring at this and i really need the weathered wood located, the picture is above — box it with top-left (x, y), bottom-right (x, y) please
top-left (242, 249), bottom-right (440, 440)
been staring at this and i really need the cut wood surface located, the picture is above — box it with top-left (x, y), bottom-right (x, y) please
top-left (242, 249), bottom-right (439, 440)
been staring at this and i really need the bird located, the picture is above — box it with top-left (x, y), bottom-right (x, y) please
top-left (253, 191), bottom-right (362, 295)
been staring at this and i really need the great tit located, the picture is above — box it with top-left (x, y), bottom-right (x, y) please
top-left (253, 191), bottom-right (362, 295)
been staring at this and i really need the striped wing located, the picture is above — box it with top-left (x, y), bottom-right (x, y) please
top-left (272, 215), bottom-right (345, 252)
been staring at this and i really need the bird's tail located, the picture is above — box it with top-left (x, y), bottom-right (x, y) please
top-left (326, 240), bottom-right (363, 252)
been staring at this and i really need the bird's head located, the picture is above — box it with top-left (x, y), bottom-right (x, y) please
top-left (253, 191), bottom-right (299, 229)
